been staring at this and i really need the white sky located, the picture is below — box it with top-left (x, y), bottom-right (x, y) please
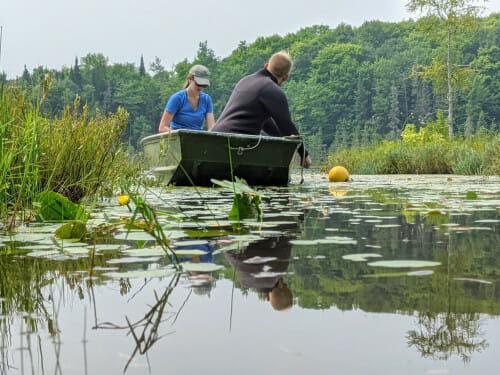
top-left (1, 0), bottom-right (499, 78)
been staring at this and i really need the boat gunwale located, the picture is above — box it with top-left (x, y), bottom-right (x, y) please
top-left (140, 129), bottom-right (303, 146)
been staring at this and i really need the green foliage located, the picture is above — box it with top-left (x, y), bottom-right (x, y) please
top-left (324, 117), bottom-right (498, 175)
top-left (55, 220), bottom-right (87, 240)
top-left (211, 178), bottom-right (263, 221)
top-left (35, 190), bottom-right (88, 221)
top-left (4, 13), bottom-right (499, 162)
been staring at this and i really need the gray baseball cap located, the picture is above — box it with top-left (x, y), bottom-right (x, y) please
top-left (189, 64), bottom-right (210, 86)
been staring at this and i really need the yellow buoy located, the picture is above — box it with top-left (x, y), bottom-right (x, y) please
top-left (328, 166), bottom-right (349, 182)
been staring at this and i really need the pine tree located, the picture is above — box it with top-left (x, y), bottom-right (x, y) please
top-left (139, 55), bottom-right (146, 77)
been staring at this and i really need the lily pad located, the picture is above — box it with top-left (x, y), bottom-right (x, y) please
top-left (243, 256), bottom-right (278, 264)
top-left (114, 231), bottom-right (156, 241)
top-left (454, 277), bottom-right (492, 285)
top-left (368, 260), bottom-right (441, 268)
top-left (103, 269), bottom-right (176, 279)
top-left (121, 247), bottom-right (167, 257)
top-left (342, 253), bottom-right (383, 262)
top-left (408, 270), bottom-right (434, 276)
top-left (181, 262), bottom-right (224, 272)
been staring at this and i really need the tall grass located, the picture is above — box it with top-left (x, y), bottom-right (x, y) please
top-left (323, 115), bottom-right (499, 176)
top-left (0, 78), bottom-right (138, 227)
top-left (0, 85), bottom-right (44, 225)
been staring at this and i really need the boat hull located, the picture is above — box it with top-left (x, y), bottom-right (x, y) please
top-left (140, 130), bottom-right (301, 186)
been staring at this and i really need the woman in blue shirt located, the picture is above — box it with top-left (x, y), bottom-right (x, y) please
top-left (158, 65), bottom-right (215, 132)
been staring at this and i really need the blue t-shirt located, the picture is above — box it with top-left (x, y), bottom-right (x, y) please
top-left (165, 90), bottom-right (213, 130)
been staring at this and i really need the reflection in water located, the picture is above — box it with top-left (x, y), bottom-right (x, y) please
top-left (407, 311), bottom-right (488, 363)
top-left (94, 274), bottom-right (181, 372)
top-left (224, 236), bottom-right (293, 311)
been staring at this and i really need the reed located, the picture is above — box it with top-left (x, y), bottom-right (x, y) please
top-left (323, 126), bottom-right (499, 176)
top-left (0, 77), bottom-right (139, 227)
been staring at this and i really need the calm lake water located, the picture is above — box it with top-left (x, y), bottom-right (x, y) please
top-left (1, 173), bottom-right (499, 375)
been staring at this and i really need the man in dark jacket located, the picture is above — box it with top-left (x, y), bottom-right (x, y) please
top-left (211, 51), bottom-right (312, 168)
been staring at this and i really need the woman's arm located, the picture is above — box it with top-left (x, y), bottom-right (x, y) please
top-left (205, 113), bottom-right (215, 131)
top-left (158, 111), bottom-right (174, 133)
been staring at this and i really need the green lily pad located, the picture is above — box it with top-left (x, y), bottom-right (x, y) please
top-left (55, 220), bottom-right (87, 240)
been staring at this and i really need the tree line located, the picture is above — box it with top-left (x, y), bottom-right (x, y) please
top-left (3, 13), bottom-right (499, 162)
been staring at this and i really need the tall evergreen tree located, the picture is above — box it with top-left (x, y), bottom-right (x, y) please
top-left (139, 55), bottom-right (146, 77)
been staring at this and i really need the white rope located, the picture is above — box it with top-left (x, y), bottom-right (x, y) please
top-left (229, 133), bottom-right (263, 155)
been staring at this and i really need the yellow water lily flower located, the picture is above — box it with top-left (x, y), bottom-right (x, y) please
top-left (118, 195), bottom-right (130, 206)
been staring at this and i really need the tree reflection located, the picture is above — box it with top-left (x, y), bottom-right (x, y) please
top-left (407, 226), bottom-right (489, 363)
top-left (407, 311), bottom-right (488, 363)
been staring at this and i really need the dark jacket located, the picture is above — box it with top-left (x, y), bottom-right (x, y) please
top-left (212, 68), bottom-right (308, 157)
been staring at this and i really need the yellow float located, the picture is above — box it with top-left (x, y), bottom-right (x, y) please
top-left (328, 166), bottom-right (349, 182)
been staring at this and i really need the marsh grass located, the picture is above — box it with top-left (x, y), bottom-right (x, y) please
top-left (324, 122), bottom-right (499, 176)
top-left (0, 79), bottom-right (138, 227)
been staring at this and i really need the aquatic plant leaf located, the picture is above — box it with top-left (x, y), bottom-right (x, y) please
top-left (322, 236), bottom-right (357, 245)
top-left (229, 193), bottom-right (260, 221)
top-left (94, 244), bottom-right (128, 251)
top-left (27, 250), bottom-right (62, 258)
top-left (173, 240), bottom-right (208, 247)
top-left (35, 191), bottom-right (88, 221)
top-left (211, 177), bottom-right (260, 195)
top-left (106, 257), bottom-right (160, 264)
top-left (103, 269), bottom-right (176, 279)
top-left (173, 249), bottom-right (207, 256)
top-left (368, 260), bottom-right (441, 268)
top-left (342, 253), bottom-right (383, 262)
top-left (243, 256), bottom-right (278, 264)
top-left (184, 229), bottom-right (232, 238)
top-left (181, 262), bottom-right (224, 272)
top-left (466, 191), bottom-right (478, 199)
top-left (114, 231), bottom-right (156, 241)
top-left (63, 247), bottom-right (91, 254)
top-left (454, 277), bottom-right (492, 285)
top-left (121, 247), bottom-right (167, 256)
top-left (55, 220), bottom-right (87, 240)
top-left (408, 270), bottom-right (434, 276)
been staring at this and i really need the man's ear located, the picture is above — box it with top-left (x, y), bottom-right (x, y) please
top-left (264, 63), bottom-right (269, 69)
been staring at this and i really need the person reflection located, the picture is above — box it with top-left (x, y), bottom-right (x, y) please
top-left (224, 236), bottom-right (293, 311)
top-left (174, 241), bottom-right (216, 296)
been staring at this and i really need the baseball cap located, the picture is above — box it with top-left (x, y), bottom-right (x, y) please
top-left (189, 65), bottom-right (210, 86)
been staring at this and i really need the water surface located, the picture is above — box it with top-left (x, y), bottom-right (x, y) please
top-left (1, 174), bottom-right (499, 374)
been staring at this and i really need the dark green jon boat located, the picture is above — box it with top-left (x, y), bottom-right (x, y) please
top-left (140, 129), bottom-right (302, 186)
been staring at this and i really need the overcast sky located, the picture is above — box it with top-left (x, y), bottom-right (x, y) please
top-left (1, 0), bottom-right (499, 78)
